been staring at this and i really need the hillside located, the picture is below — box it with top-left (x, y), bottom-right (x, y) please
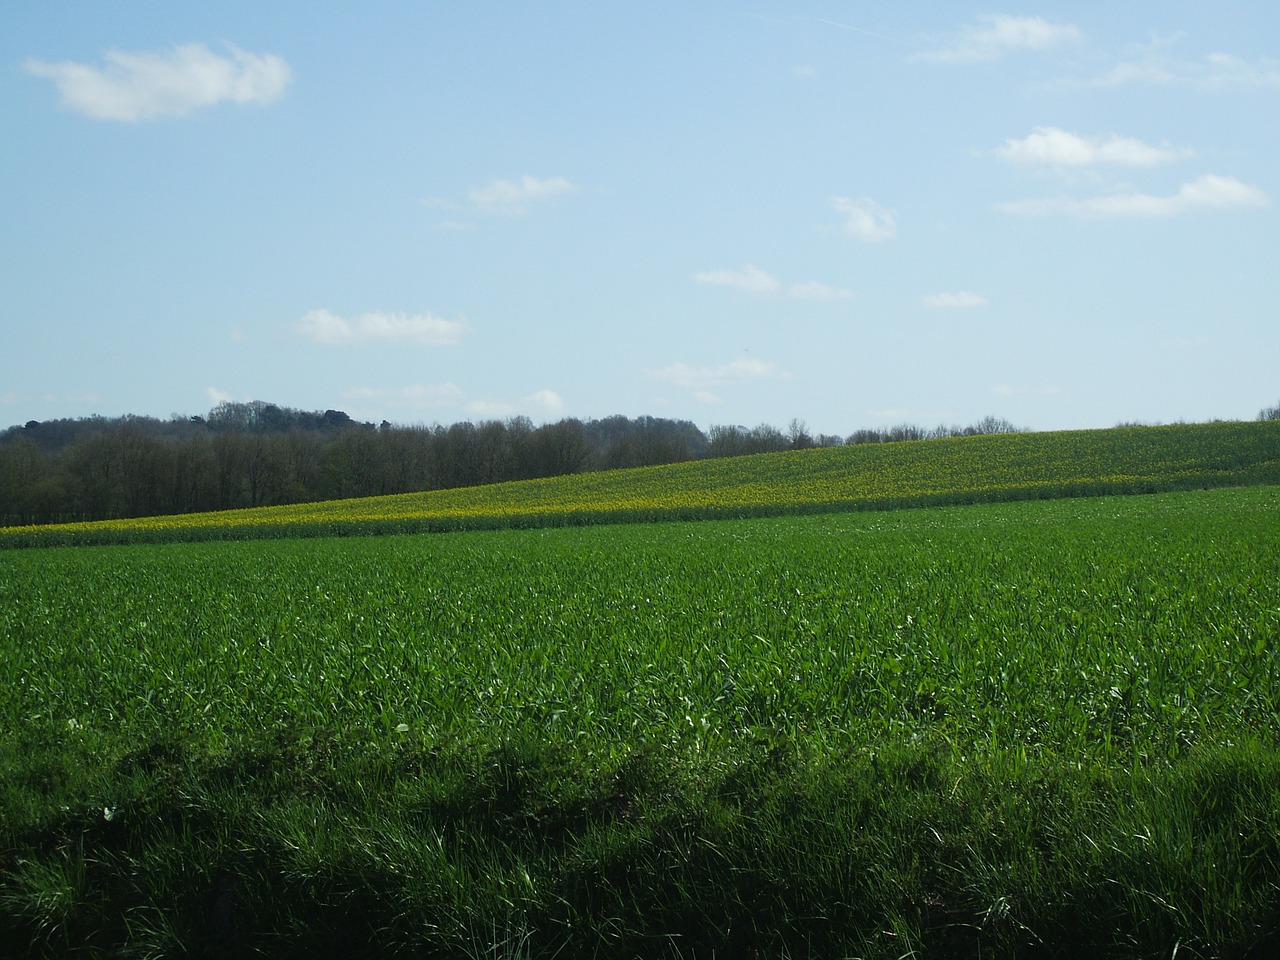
top-left (3, 420), bottom-right (1278, 547)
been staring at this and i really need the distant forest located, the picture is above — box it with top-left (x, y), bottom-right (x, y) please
top-left (0, 399), bottom-right (1028, 525)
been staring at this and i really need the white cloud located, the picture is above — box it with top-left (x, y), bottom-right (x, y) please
top-left (24, 42), bottom-right (291, 121)
top-left (206, 386), bottom-right (234, 406)
top-left (833, 197), bottom-right (896, 241)
top-left (647, 358), bottom-right (790, 391)
top-left (790, 280), bottom-right (854, 301)
top-left (469, 175), bottom-right (576, 215)
top-left (996, 127), bottom-right (1183, 168)
top-left (296, 309), bottom-right (468, 346)
top-left (911, 15), bottom-right (1081, 64)
top-left (693, 264), bottom-right (781, 294)
top-left (922, 291), bottom-right (988, 309)
top-left (997, 174), bottom-right (1270, 220)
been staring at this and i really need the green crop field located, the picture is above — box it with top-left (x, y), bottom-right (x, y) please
top-left (2, 424), bottom-right (1280, 957)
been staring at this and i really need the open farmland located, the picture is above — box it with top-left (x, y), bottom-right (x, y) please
top-left (2, 419), bottom-right (1278, 548)
top-left (2, 474), bottom-right (1280, 957)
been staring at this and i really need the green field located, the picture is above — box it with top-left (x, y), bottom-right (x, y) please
top-left (3, 425), bottom-right (1280, 957)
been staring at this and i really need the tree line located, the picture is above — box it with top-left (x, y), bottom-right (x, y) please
top-left (0, 400), bottom-right (1026, 526)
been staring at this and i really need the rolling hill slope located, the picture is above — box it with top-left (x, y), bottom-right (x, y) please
top-left (3, 420), bottom-right (1278, 547)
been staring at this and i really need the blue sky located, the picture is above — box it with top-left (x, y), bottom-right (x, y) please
top-left (4, 2), bottom-right (1277, 436)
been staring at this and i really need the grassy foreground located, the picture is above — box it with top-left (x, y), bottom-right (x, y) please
top-left (2, 485), bottom-right (1280, 957)
top-left (3, 419), bottom-right (1278, 547)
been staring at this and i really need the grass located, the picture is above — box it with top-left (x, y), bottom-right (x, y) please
top-left (3, 727), bottom-right (1279, 958)
top-left (3, 485), bottom-right (1280, 956)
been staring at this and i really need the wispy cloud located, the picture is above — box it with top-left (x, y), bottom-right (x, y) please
top-left (296, 309), bottom-right (468, 346)
top-left (206, 386), bottom-right (234, 406)
top-left (911, 15), bottom-right (1081, 64)
top-left (922, 291), bottom-right (988, 309)
top-left (996, 127), bottom-right (1184, 168)
top-left (1198, 52), bottom-right (1280, 88)
top-left (469, 175), bottom-right (576, 215)
top-left (994, 383), bottom-right (1060, 397)
top-left (1092, 45), bottom-right (1280, 89)
top-left (647, 358), bottom-right (790, 391)
top-left (693, 264), bottom-right (781, 294)
top-left (343, 384), bottom-right (564, 420)
top-left (833, 197), bottom-right (896, 241)
top-left (344, 383), bottom-right (466, 408)
top-left (466, 389), bottom-right (566, 419)
top-left (791, 280), bottom-right (854, 301)
top-left (524, 389), bottom-right (566, 415)
top-left (998, 174), bottom-right (1269, 220)
top-left (695, 267), bottom-right (853, 300)
top-left (24, 42), bottom-right (291, 121)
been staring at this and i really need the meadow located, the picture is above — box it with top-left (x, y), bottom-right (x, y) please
top-left (2, 475), bottom-right (1280, 957)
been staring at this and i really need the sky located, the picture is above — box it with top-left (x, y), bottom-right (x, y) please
top-left (3, 2), bottom-right (1278, 437)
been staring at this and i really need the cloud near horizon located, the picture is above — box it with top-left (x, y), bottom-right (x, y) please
top-left (911, 15), bottom-right (1081, 64)
top-left (342, 384), bottom-right (564, 420)
top-left (343, 383), bottom-right (466, 408)
top-left (465, 389), bottom-right (566, 419)
top-left (997, 127), bottom-right (1184, 167)
top-left (469, 176), bottom-right (576, 215)
top-left (25, 42), bottom-right (291, 121)
top-left (296, 309), bottom-right (468, 346)
top-left (647, 358), bottom-right (790, 391)
top-left (998, 174), bottom-right (1269, 219)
